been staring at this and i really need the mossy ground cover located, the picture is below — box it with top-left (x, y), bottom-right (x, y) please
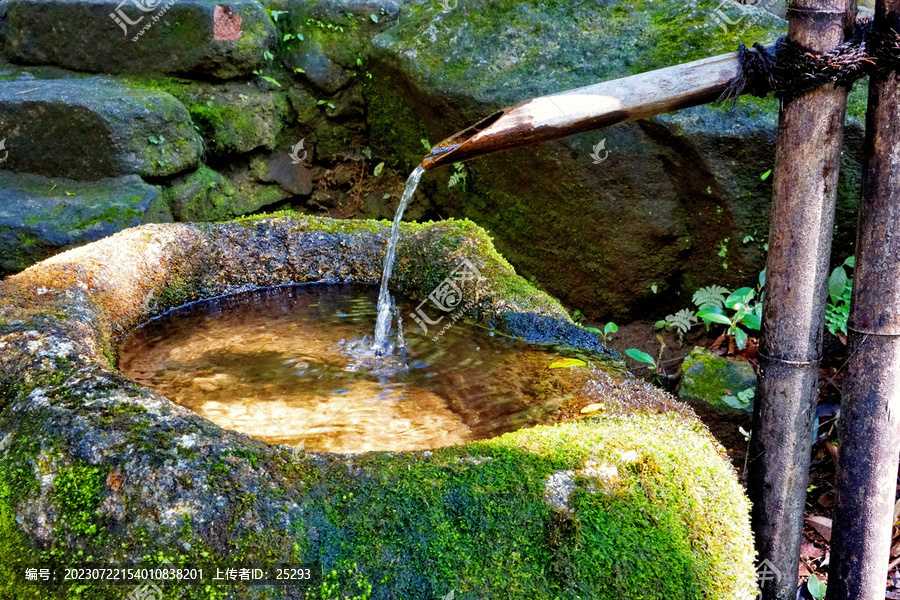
top-left (0, 385), bottom-right (754, 599)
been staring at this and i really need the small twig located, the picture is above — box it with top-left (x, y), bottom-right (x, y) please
top-left (888, 554), bottom-right (900, 573)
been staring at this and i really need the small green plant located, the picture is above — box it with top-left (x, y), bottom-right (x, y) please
top-left (825, 255), bottom-right (854, 339)
top-left (807, 574), bottom-right (827, 600)
top-left (625, 334), bottom-right (667, 382)
top-left (586, 322), bottom-right (618, 342)
top-left (722, 387), bottom-right (754, 411)
top-left (692, 285), bottom-right (730, 310)
top-left (696, 286), bottom-right (761, 350)
top-left (656, 280), bottom-right (763, 350)
top-left (252, 69), bottom-right (281, 87)
top-left (421, 138), bottom-right (432, 152)
top-left (306, 18), bottom-right (345, 32)
top-left (625, 347), bottom-right (656, 370)
top-left (571, 309), bottom-right (584, 324)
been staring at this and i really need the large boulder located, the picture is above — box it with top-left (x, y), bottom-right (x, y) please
top-left (0, 75), bottom-right (203, 180)
top-left (0, 216), bottom-right (755, 599)
top-left (2, 0), bottom-right (275, 79)
top-left (0, 170), bottom-right (165, 275)
top-left (365, 0), bottom-right (866, 319)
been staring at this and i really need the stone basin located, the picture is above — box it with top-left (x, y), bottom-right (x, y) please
top-left (0, 215), bottom-right (755, 599)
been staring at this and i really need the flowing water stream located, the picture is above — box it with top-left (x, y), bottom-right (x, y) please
top-left (371, 165), bottom-right (425, 355)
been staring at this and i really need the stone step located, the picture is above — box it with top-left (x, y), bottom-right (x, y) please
top-left (4, 0), bottom-right (274, 79)
top-left (0, 170), bottom-right (166, 274)
top-left (0, 75), bottom-right (203, 180)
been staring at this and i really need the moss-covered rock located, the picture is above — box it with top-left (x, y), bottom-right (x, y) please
top-left (161, 165), bottom-right (291, 222)
top-left (125, 77), bottom-right (293, 156)
top-left (365, 0), bottom-right (865, 319)
top-left (0, 75), bottom-right (203, 180)
top-left (0, 171), bottom-right (165, 275)
top-left (679, 347), bottom-right (757, 414)
top-left (0, 216), bottom-right (755, 599)
top-left (3, 0), bottom-right (275, 79)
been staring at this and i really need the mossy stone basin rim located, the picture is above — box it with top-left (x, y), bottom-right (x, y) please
top-left (0, 215), bottom-right (755, 599)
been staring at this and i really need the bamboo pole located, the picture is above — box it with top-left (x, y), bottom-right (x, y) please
top-left (746, 1), bottom-right (854, 598)
top-left (826, 1), bottom-right (900, 597)
top-left (421, 49), bottom-right (757, 170)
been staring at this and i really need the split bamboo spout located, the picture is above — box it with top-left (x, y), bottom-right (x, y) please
top-left (422, 48), bottom-right (759, 170)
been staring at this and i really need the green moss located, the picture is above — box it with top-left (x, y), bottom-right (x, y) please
top-left (54, 463), bottom-right (107, 537)
top-left (123, 77), bottom-right (289, 156)
top-left (679, 347), bottom-right (756, 413)
top-left (96, 401), bottom-right (147, 428)
top-left (164, 165), bottom-right (289, 223)
top-left (267, 413), bottom-right (753, 599)
top-left (75, 206), bottom-right (142, 230)
top-left (155, 273), bottom-right (200, 310)
top-left (637, 0), bottom-right (781, 75)
top-left (362, 75), bottom-right (431, 169)
top-left (846, 78), bottom-right (869, 120)
top-left (233, 209), bottom-right (300, 223)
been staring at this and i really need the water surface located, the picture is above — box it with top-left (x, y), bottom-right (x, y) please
top-left (120, 284), bottom-right (585, 453)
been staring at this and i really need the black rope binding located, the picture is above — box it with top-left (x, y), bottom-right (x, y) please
top-left (728, 19), bottom-right (900, 102)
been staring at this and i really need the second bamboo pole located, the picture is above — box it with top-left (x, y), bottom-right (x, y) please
top-left (747, 1), bottom-right (855, 598)
top-left (827, 0), bottom-right (900, 597)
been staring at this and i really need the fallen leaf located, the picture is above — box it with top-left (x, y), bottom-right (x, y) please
top-left (798, 561), bottom-right (811, 577)
top-left (580, 403), bottom-right (604, 414)
top-left (818, 491), bottom-right (835, 508)
top-left (801, 541), bottom-right (825, 560)
top-left (806, 516), bottom-right (833, 542)
top-left (549, 358), bottom-right (586, 369)
top-left (106, 468), bottom-right (124, 491)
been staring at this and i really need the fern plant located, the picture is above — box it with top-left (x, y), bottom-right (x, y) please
top-left (655, 308), bottom-right (698, 337)
top-left (692, 285), bottom-right (730, 311)
top-left (448, 162), bottom-right (468, 189)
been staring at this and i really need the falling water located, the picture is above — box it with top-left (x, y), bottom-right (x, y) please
top-left (372, 165), bottom-right (425, 354)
